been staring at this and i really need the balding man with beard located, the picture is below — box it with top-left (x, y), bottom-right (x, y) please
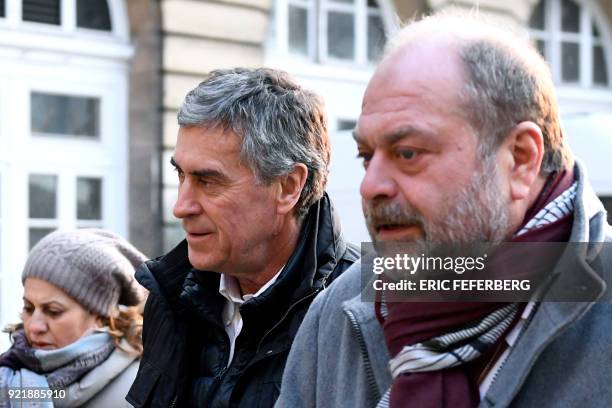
top-left (276, 11), bottom-right (612, 408)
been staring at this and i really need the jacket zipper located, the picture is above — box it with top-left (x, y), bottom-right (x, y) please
top-left (216, 366), bottom-right (229, 380)
top-left (484, 302), bottom-right (540, 401)
top-left (169, 394), bottom-right (178, 408)
top-left (256, 268), bottom-right (336, 352)
top-left (234, 284), bottom-right (327, 404)
top-left (344, 309), bottom-right (381, 402)
top-left (256, 288), bottom-right (322, 353)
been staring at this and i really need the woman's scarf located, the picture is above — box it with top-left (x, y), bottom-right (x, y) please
top-left (375, 169), bottom-right (577, 408)
top-left (0, 330), bottom-right (114, 407)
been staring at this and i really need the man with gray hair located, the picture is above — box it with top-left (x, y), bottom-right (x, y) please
top-left (277, 11), bottom-right (612, 408)
top-left (126, 68), bottom-right (358, 407)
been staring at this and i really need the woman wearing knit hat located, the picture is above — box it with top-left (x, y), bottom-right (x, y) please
top-left (0, 229), bottom-right (148, 407)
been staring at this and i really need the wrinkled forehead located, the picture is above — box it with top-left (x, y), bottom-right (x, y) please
top-left (362, 41), bottom-right (467, 113)
top-left (356, 42), bottom-right (474, 146)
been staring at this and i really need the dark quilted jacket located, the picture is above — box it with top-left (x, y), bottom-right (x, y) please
top-left (126, 194), bottom-right (359, 407)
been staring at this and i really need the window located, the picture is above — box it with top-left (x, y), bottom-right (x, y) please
top-left (601, 197), bottom-right (612, 225)
top-left (28, 174), bottom-right (58, 249)
top-left (22, 0), bottom-right (61, 25)
top-left (76, 177), bottom-right (102, 223)
top-left (337, 118), bottom-right (357, 130)
top-left (77, 0), bottom-right (111, 31)
top-left (19, 0), bottom-right (113, 32)
top-left (288, 0), bottom-right (386, 65)
top-left (27, 174), bottom-right (106, 248)
top-left (529, 0), bottom-right (610, 87)
top-left (31, 92), bottom-right (100, 138)
top-left (0, 0), bottom-right (5, 18)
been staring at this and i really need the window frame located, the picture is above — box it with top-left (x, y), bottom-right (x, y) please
top-left (75, 0), bottom-right (112, 32)
top-left (287, 0), bottom-right (317, 62)
top-left (21, 0), bottom-right (62, 26)
top-left (21, 77), bottom-right (123, 240)
top-left (30, 91), bottom-right (102, 139)
top-left (75, 175), bottom-right (104, 225)
top-left (27, 172), bottom-right (60, 250)
top-left (27, 85), bottom-right (111, 146)
top-left (0, 0), bottom-right (129, 49)
top-left (283, 0), bottom-right (390, 67)
top-left (529, 0), bottom-right (612, 89)
top-left (18, 0), bottom-right (113, 33)
top-left (25, 169), bottom-right (110, 248)
top-left (320, 0), bottom-right (357, 65)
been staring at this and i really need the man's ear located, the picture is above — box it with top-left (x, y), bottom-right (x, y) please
top-left (277, 164), bottom-right (308, 215)
top-left (500, 121), bottom-right (544, 201)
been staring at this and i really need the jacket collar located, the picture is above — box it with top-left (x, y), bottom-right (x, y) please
top-left (134, 239), bottom-right (191, 313)
top-left (342, 259), bottom-right (392, 398)
top-left (480, 160), bottom-right (610, 407)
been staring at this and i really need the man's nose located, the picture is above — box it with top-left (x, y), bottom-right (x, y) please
top-left (173, 180), bottom-right (203, 219)
top-left (360, 153), bottom-right (398, 201)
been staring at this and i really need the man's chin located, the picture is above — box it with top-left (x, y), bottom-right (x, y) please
top-left (370, 230), bottom-right (428, 259)
top-left (372, 225), bottom-right (424, 242)
top-left (187, 249), bottom-right (219, 271)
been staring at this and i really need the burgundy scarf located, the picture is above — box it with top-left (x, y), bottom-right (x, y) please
top-left (376, 169), bottom-right (575, 408)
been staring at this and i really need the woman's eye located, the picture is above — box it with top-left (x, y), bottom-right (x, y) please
top-left (46, 309), bottom-right (63, 317)
top-left (356, 152), bottom-right (373, 166)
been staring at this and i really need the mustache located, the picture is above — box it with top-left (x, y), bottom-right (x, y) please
top-left (364, 199), bottom-right (425, 230)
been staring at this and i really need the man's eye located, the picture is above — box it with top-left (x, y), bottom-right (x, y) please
top-left (22, 306), bottom-right (33, 314)
top-left (397, 149), bottom-right (417, 160)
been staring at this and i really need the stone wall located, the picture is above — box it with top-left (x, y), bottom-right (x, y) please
top-left (600, 0), bottom-right (612, 28)
top-left (392, 0), bottom-right (430, 24)
top-left (126, 0), bottom-right (164, 258)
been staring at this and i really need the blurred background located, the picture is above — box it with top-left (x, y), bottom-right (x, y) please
top-left (0, 0), bottom-right (611, 347)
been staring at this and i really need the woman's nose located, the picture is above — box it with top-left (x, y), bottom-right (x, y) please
top-left (27, 311), bottom-right (48, 334)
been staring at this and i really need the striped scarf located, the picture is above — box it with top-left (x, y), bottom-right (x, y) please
top-left (0, 330), bottom-right (114, 407)
top-left (376, 179), bottom-right (577, 408)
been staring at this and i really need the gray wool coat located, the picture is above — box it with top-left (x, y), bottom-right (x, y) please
top-left (276, 161), bottom-right (612, 408)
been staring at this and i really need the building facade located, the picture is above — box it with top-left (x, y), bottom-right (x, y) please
top-left (1, 0), bottom-right (611, 347)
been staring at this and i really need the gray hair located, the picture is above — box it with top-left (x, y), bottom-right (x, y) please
top-left (384, 11), bottom-right (572, 174)
top-left (178, 68), bottom-right (330, 218)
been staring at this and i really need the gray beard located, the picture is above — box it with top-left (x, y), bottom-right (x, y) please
top-left (364, 156), bottom-right (510, 253)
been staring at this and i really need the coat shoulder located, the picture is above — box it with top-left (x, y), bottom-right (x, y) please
top-left (84, 360), bottom-right (140, 408)
top-left (318, 260), bottom-right (363, 313)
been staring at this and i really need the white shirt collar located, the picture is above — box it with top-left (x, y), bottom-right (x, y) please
top-left (218, 266), bottom-right (284, 304)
